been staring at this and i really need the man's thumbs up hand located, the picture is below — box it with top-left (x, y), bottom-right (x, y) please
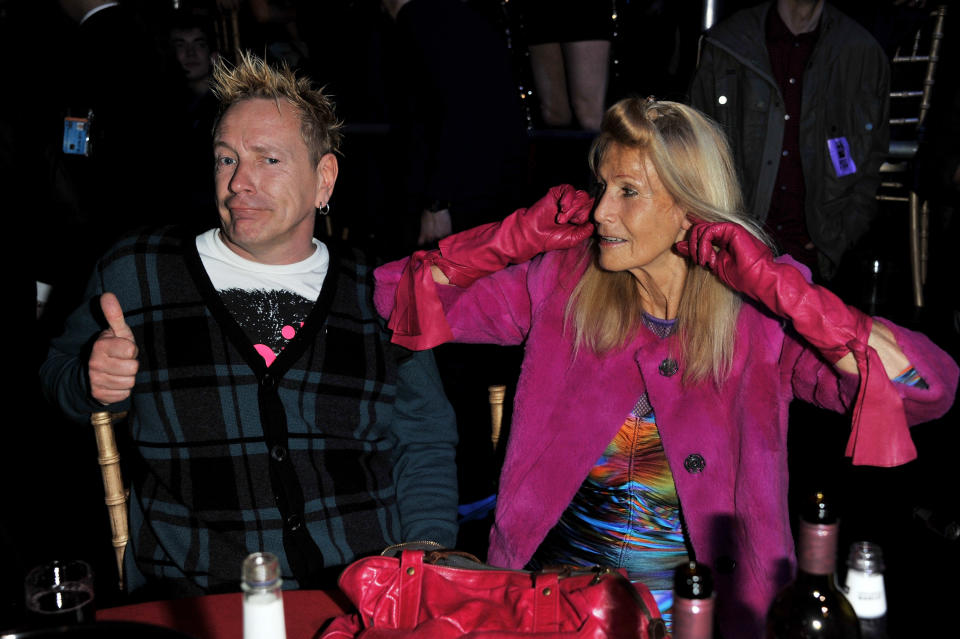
top-left (89, 293), bottom-right (140, 405)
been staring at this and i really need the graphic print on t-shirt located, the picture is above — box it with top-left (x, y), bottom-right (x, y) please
top-left (219, 288), bottom-right (314, 366)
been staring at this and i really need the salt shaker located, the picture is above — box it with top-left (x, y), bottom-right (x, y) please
top-left (844, 541), bottom-right (888, 639)
top-left (242, 552), bottom-right (286, 639)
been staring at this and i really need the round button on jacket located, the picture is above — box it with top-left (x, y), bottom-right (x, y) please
top-left (286, 514), bottom-right (303, 532)
top-left (658, 358), bottom-right (679, 377)
top-left (270, 445), bottom-right (287, 462)
top-left (716, 556), bottom-right (737, 574)
top-left (683, 453), bottom-right (706, 473)
top-left (261, 373), bottom-right (276, 390)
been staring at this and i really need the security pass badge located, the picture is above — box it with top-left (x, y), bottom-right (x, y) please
top-left (63, 116), bottom-right (91, 156)
top-left (827, 136), bottom-right (857, 177)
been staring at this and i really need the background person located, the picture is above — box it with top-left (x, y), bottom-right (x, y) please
top-left (689, 0), bottom-right (890, 282)
top-left (373, 98), bottom-right (958, 637)
top-left (522, 0), bottom-right (611, 131)
top-left (166, 11), bottom-right (222, 230)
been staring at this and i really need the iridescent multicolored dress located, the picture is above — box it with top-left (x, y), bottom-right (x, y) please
top-left (528, 313), bottom-right (688, 631)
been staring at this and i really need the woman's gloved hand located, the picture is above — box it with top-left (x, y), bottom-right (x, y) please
top-left (384, 185), bottom-right (593, 352)
top-left (676, 221), bottom-right (916, 467)
top-left (437, 184), bottom-right (594, 286)
top-left (676, 222), bottom-right (869, 364)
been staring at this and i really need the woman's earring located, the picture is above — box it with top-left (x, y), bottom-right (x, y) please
top-left (318, 203), bottom-right (331, 216)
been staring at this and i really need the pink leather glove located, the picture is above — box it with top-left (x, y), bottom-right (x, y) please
top-left (435, 184), bottom-right (594, 286)
top-left (386, 185), bottom-right (594, 350)
top-left (676, 222), bottom-right (917, 467)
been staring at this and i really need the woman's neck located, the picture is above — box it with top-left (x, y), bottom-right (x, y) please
top-left (633, 256), bottom-right (689, 320)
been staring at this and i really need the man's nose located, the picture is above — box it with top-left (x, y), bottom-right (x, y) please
top-left (229, 160), bottom-right (255, 194)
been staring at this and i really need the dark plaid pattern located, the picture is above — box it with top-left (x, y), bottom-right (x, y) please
top-left (42, 228), bottom-right (458, 597)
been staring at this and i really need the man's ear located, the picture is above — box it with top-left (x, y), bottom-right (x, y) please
top-left (314, 153), bottom-right (339, 208)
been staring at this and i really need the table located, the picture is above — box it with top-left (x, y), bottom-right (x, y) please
top-left (98, 590), bottom-right (351, 639)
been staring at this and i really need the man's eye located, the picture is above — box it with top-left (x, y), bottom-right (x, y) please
top-left (216, 156), bottom-right (235, 167)
top-left (265, 157), bottom-right (280, 165)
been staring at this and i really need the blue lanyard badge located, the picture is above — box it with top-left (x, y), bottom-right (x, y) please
top-left (63, 116), bottom-right (91, 156)
top-left (827, 136), bottom-right (857, 177)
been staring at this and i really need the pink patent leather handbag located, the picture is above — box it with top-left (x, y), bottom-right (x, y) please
top-left (320, 547), bottom-right (667, 639)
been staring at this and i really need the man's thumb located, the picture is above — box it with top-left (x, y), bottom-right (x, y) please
top-left (100, 292), bottom-right (134, 340)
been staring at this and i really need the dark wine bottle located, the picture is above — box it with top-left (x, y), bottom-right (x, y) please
top-left (673, 560), bottom-right (714, 639)
top-left (766, 492), bottom-right (861, 638)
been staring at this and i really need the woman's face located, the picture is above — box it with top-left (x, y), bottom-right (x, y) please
top-left (593, 143), bottom-right (691, 282)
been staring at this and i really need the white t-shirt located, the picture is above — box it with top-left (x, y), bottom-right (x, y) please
top-left (196, 229), bottom-right (330, 366)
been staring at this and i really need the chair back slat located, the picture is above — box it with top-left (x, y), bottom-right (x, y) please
top-left (91, 410), bottom-right (129, 591)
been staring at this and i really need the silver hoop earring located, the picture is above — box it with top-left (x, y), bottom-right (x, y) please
top-left (318, 203), bottom-right (330, 216)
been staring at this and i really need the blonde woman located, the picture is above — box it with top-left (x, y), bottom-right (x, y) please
top-left (373, 98), bottom-right (958, 638)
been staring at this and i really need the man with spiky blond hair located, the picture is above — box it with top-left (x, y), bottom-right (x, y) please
top-left (41, 53), bottom-right (458, 597)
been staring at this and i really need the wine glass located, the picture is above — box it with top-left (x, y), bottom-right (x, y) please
top-left (23, 559), bottom-right (95, 627)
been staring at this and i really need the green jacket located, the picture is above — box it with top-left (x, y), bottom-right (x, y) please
top-left (690, 2), bottom-right (890, 271)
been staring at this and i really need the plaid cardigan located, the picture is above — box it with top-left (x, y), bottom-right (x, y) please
top-left (41, 228), bottom-right (458, 596)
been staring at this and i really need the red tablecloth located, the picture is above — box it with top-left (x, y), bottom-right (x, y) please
top-left (98, 590), bottom-right (351, 639)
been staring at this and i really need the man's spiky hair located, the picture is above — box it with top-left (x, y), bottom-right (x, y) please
top-left (211, 51), bottom-right (342, 163)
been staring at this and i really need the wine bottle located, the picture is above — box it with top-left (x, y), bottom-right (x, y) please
top-left (673, 560), bottom-right (714, 639)
top-left (844, 542), bottom-right (887, 639)
top-left (766, 492), bottom-right (861, 638)
top-left (242, 552), bottom-right (287, 639)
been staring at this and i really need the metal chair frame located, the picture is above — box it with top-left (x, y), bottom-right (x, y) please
top-left (878, 5), bottom-right (947, 308)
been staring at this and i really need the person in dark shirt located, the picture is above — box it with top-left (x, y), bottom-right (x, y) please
top-left (382, 0), bottom-right (528, 250)
top-left (690, 0), bottom-right (890, 281)
top-left (166, 11), bottom-right (222, 231)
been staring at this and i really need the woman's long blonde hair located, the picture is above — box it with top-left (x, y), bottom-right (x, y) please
top-left (566, 98), bottom-right (772, 386)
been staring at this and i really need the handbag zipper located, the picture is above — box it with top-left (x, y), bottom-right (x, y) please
top-left (380, 540), bottom-right (445, 556)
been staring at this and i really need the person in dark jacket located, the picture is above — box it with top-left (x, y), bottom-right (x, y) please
top-left (690, 0), bottom-right (890, 281)
top-left (382, 0), bottom-right (528, 250)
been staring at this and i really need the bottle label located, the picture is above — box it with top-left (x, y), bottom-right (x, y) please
top-left (797, 521), bottom-right (837, 575)
top-left (673, 595), bottom-right (714, 639)
top-left (844, 569), bottom-right (887, 618)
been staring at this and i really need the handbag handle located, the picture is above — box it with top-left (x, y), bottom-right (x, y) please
top-left (398, 550), bottom-right (425, 630)
top-left (532, 571), bottom-right (561, 632)
top-left (396, 550), bottom-right (666, 638)
top-left (399, 551), bottom-right (565, 633)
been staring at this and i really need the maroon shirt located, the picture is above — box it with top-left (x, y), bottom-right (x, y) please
top-left (765, 8), bottom-right (820, 267)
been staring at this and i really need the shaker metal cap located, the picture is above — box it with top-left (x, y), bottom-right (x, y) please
top-left (847, 541), bottom-right (884, 573)
top-left (243, 551), bottom-right (282, 588)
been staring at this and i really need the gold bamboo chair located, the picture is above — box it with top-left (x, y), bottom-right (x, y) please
top-left (877, 5), bottom-right (948, 308)
top-left (90, 411), bottom-right (129, 591)
top-left (488, 385), bottom-right (508, 453)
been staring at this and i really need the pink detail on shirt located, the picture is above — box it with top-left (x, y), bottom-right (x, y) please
top-left (254, 344), bottom-right (276, 367)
